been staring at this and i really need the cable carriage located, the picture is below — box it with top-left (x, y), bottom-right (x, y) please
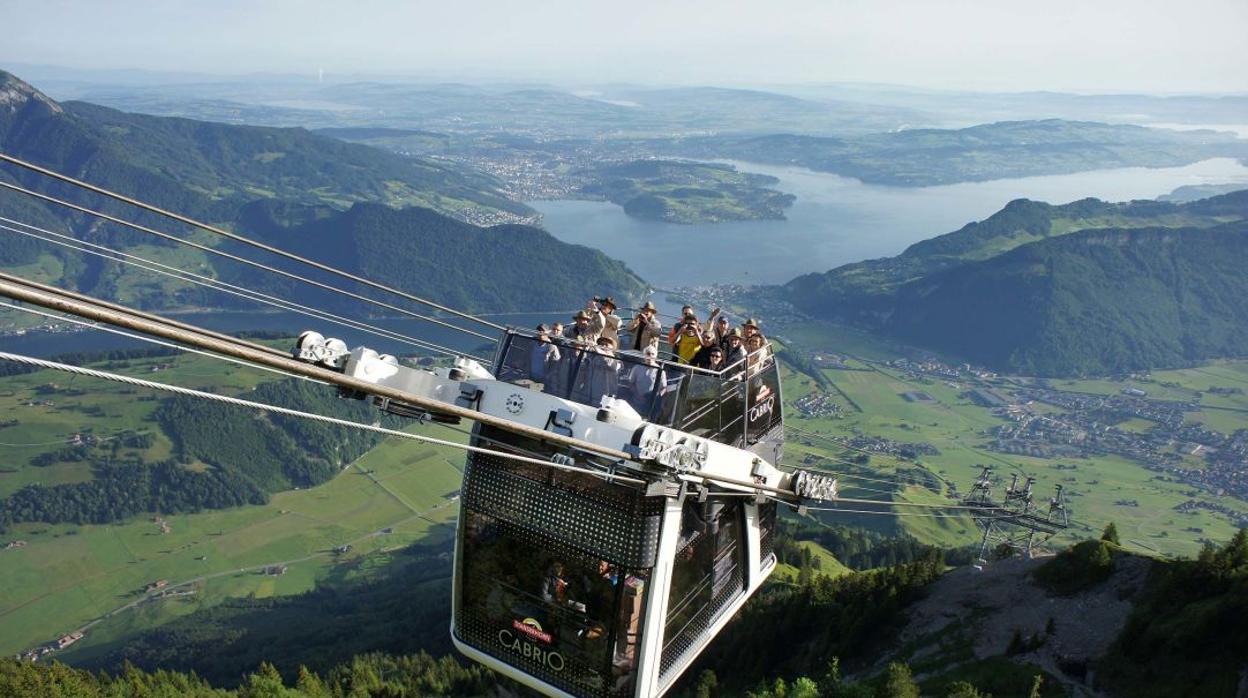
top-left (295, 326), bottom-right (836, 698)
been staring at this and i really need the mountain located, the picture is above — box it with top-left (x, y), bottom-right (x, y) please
top-left (0, 70), bottom-right (644, 316)
top-left (233, 200), bottom-right (647, 313)
top-left (660, 119), bottom-right (1248, 186)
top-left (786, 191), bottom-right (1248, 376)
top-left (888, 223), bottom-right (1248, 376)
top-left (0, 70), bottom-right (529, 222)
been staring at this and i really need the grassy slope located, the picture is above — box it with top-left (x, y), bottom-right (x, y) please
top-left (0, 353), bottom-right (466, 658)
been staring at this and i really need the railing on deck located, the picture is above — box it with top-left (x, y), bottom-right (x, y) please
top-left (491, 329), bottom-right (783, 449)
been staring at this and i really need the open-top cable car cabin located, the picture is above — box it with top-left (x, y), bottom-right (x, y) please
top-left (294, 325), bottom-right (838, 698)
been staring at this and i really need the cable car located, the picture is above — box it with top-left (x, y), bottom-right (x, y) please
top-left (294, 325), bottom-right (838, 698)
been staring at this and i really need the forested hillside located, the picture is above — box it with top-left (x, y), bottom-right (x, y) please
top-left (0, 377), bottom-right (396, 531)
top-left (885, 223), bottom-right (1248, 375)
top-left (0, 70), bottom-right (645, 316)
top-left (233, 200), bottom-right (647, 313)
top-left (786, 191), bottom-right (1248, 376)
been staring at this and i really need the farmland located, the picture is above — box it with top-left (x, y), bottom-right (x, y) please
top-left (0, 349), bottom-right (466, 658)
top-left (776, 335), bottom-right (1248, 559)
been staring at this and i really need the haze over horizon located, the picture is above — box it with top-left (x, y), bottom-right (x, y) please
top-left (4, 0), bottom-right (1247, 94)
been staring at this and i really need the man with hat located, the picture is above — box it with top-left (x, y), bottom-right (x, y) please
top-left (572, 333), bottom-right (621, 406)
top-left (588, 296), bottom-right (620, 348)
top-left (741, 317), bottom-right (773, 366)
top-left (627, 301), bottom-right (662, 353)
top-left (723, 327), bottom-right (747, 368)
top-left (564, 309), bottom-right (598, 345)
top-left (530, 324), bottom-right (561, 385)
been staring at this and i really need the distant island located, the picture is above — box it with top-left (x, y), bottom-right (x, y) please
top-left (575, 160), bottom-right (796, 224)
top-left (654, 120), bottom-right (1248, 186)
top-left (1158, 182), bottom-right (1248, 203)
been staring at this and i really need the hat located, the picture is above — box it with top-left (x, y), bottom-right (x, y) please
top-left (716, 315), bottom-right (730, 323)
top-left (535, 323), bottom-right (550, 333)
top-left (600, 296), bottom-right (617, 309)
top-left (640, 301), bottom-right (657, 312)
top-left (743, 318), bottom-right (760, 329)
top-left (597, 335), bottom-right (617, 347)
top-left (574, 310), bottom-right (591, 321)
top-left (727, 328), bottom-right (743, 338)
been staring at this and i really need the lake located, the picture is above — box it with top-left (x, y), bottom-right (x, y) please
top-left (6, 157), bottom-right (1247, 358)
top-left (531, 157), bottom-right (1248, 287)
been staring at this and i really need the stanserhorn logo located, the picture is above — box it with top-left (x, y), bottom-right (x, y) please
top-left (754, 384), bottom-right (773, 404)
top-left (512, 617), bottom-right (553, 644)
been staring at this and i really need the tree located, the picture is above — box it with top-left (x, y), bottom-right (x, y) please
top-left (1027, 675), bottom-right (1044, 698)
top-left (1006, 628), bottom-right (1026, 655)
top-left (877, 663), bottom-right (919, 698)
top-left (238, 663), bottom-right (295, 698)
top-left (695, 669), bottom-right (720, 698)
top-left (294, 666), bottom-right (330, 698)
top-left (945, 681), bottom-right (987, 698)
top-left (1101, 522), bottom-right (1120, 545)
top-left (792, 677), bottom-right (820, 698)
top-left (819, 657), bottom-right (844, 698)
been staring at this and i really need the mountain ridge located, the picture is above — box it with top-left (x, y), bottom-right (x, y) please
top-left (786, 191), bottom-right (1248, 375)
top-left (0, 69), bottom-right (643, 317)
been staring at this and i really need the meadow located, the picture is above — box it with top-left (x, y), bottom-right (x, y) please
top-left (778, 349), bottom-right (1248, 559)
top-left (0, 349), bottom-right (466, 658)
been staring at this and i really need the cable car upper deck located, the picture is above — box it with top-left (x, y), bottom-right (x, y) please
top-left (294, 326), bottom-right (836, 505)
top-left (492, 327), bottom-right (784, 454)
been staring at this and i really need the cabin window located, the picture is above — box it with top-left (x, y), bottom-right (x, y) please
top-left (659, 497), bottom-right (745, 678)
top-left (458, 510), bottom-right (650, 697)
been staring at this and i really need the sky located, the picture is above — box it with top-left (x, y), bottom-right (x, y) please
top-left (3, 0), bottom-right (1247, 93)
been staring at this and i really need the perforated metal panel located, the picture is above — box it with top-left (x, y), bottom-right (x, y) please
top-left (462, 453), bottom-right (663, 568)
top-left (758, 501), bottom-right (777, 563)
top-left (658, 563), bottom-right (743, 678)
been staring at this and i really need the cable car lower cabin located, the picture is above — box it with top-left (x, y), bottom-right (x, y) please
top-left (452, 424), bottom-right (779, 698)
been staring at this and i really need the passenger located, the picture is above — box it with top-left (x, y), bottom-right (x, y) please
top-left (713, 314), bottom-right (732, 349)
top-left (551, 321), bottom-right (564, 338)
top-left (564, 310), bottom-right (597, 345)
top-left (673, 320), bottom-right (703, 364)
top-left (741, 317), bottom-right (762, 342)
top-left (689, 330), bottom-right (719, 368)
top-left (542, 561), bottom-right (568, 604)
top-left (668, 305), bottom-right (697, 347)
top-left (623, 345), bottom-right (663, 415)
top-left (692, 345), bottom-right (726, 372)
top-left (627, 301), bottom-right (663, 353)
top-left (573, 335), bottom-right (621, 406)
top-left (588, 296), bottom-right (621, 347)
top-left (746, 333), bottom-right (773, 376)
top-left (723, 329), bottom-right (747, 374)
top-left (530, 325), bottom-right (561, 384)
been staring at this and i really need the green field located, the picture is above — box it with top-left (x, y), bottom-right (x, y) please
top-left (0, 349), bottom-right (469, 658)
top-left (778, 350), bottom-right (1248, 558)
top-left (772, 539), bottom-right (852, 583)
top-left (0, 350), bottom-right (281, 497)
top-left (0, 421), bottom-right (464, 658)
